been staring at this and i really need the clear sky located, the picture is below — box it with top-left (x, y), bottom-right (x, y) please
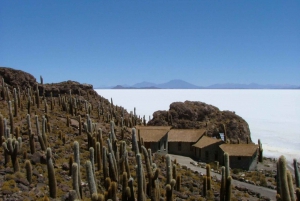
top-left (0, 1), bottom-right (299, 87)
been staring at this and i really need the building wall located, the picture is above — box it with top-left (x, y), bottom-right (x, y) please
top-left (168, 142), bottom-right (195, 156)
top-left (220, 150), bottom-right (258, 170)
top-left (195, 142), bottom-right (223, 163)
top-left (151, 135), bottom-right (168, 155)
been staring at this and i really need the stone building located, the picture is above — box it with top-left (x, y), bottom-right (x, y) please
top-left (193, 136), bottom-right (224, 163)
top-left (168, 129), bottom-right (206, 156)
top-left (219, 144), bottom-right (258, 170)
top-left (136, 126), bottom-right (171, 154)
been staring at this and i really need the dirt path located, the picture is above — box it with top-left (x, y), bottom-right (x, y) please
top-left (168, 154), bottom-right (276, 200)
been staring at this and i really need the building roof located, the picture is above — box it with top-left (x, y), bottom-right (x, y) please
top-left (136, 126), bottom-right (170, 142)
top-left (168, 129), bottom-right (206, 142)
top-left (219, 144), bottom-right (258, 157)
top-left (193, 136), bottom-right (223, 148)
top-left (135, 126), bottom-right (172, 130)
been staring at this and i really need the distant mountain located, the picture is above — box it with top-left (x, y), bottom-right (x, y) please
top-left (131, 81), bottom-right (157, 88)
top-left (207, 83), bottom-right (299, 89)
top-left (111, 80), bottom-right (299, 89)
top-left (156, 79), bottom-right (201, 89)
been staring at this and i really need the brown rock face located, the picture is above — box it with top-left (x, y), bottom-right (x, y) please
top-left (42, 81), bottom-right (94, 97)
top-left (148, 101), bottom-right (251, 143)
top-left (0, 67), bottom-right (37, 89)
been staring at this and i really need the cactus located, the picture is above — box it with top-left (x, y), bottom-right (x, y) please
top-left (69, 156), bottom-right (74, 176)
top-left (78, 115), bottom-right (82, 135)
top-left (42, 116), bottom-right (48, 147)
top-left (96, 142), bottom-right (101, 171)
top-left (206, 164), bottom-right (211, 190)
top-left (258, 139), bottom-right (263, 162)
top-left (25, 160), bottom-right (32, 183)
top-left (176, 174), bottom-right (181, 191)
top-left (122, 172), bottom-right (129, 201)
top-left (0, 114), bottom-right (4, 145)
top-left (294, 159), bottom-right (300, 188)
top-left (203, 175), bottom-right (207, 197)
top-left (220, 166), bottom-right (225, 201)
top-left (89, 147), bottom-right (95, 176)
top-left (287, 171), bottom-right (295, 201)
top-left (225, 176), bottom-right (232, 201)
top-left (131, 128), bottom-right (139, 155)
top-left (86, 160), bottom-right (97, 197)
top-left (108, 153), bottom-right (118, 182)
top-left (8, 101), bottom-right (14, 133)
top-left (141, 146), bottom-right (159, 199)
top-left (47, 148), bottom-right (57, 198)
top-left (13, 88), bottom-right (18, 117)
top-left (36, 84), bottom-right (40, 108)
top-left (278, 155), bottom-right (291, 201)
top-left (73, 141), bottom-right (82, 198)
top-left (166, 154), bottom-right (172, 185)
top-left (136, 153), bottom-right (145, 201)
top-left (103, 146), bottom-right (109, 179)
top-left (36, 115), bottom-right (46, 151)
top-left (296, 188), bottom-right (300, 201)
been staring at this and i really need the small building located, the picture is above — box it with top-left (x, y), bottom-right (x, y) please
top-left (219, 144), bottom-right (258, 170)
top-left (168, 129), bottom-right (206, 156)
top-left (193, 136), bottom-right (224, 163)
top-left (136, 126), bottom-right (171, 154)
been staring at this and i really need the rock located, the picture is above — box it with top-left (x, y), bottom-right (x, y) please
top-left (148, 100), bottom-right (251, 143)
top-left (0, 67), bottom-right (37, 90)
top-left (62, 162), bottom-right (69, 171)
top-left (30, 152), bottom-right (46, 164)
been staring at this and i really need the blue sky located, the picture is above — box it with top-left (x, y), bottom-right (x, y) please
top-left (0, 1), bottom-right (299, 87)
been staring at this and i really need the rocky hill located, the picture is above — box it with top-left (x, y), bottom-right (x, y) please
top-left (148, 101), bottom-right (251, 143)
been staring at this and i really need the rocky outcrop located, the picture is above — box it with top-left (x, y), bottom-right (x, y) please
top-left (148, 101), bottom-right (251, 143)
top-left (42, 81), bottom-right (94, 97)
top-left (0, 67), bottom-right (37, 89)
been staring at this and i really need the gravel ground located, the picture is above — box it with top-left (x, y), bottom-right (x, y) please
top-left (168, 154), bottom-right (277, 200)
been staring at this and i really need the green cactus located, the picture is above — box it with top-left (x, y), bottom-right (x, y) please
top-left (89, 147), bottom-right (95, 176)
top-left (166, 154), bottom-right (172, 185)
top-left (294, 159), bottom-right (300, 188)
top-left (96, 142), bottom-right (101, 171)
top-left (141, 145), bottom-right (159, 199)
top-left (36, 84), bottom-right (40, 108)
top-left (86, 160), bottom-right (97, 197)
top-left (108, 153), bottom-right (118, 182)
top-left (103, 146), bottom-right (109, 179)
top-left (278, 155), bottom-right (291, 201)
top-left (122, 172), bottom-right (128, 201)
top-left (136, 153), bottom-right (145, 201)
top-left (73, 141), bottom-right (82, 198)
top-left (46, 148), bottom-right (57, 198)
top-left (220, 166), bottom-right (225, 201)
top-left (225, 176), bottom-right (232, 201)
top-left (25, 160), bottom-right (32, 183)
top-left (176, 174), bottom-right (181, 191)
top-left (287, 171), bottom-right (295, 201)
top-left (131, 128), bottom-right (139, 155)
top-left (203, 175), bottom-right (207, 197)
top-left (78, 115), bottom-right (82, 135)
top-left (0, 114), bottom-right (4, 145)
top-left (8, 101), bottom-right (14, 133)
top-left (206, 164), bottom-right (211, 190)
top-left (13, 88), bottom-right (18, 117)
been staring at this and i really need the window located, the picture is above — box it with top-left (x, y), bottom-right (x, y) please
top-left (178, 142), bottom-right (182, 151)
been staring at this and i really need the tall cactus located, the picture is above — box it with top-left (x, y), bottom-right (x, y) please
top-left (73, 141), bottom-right (82, 198)
top-left (225, 176), bottom-right (232, 201)
top-left (166, 154), bottom-right (172, 185)
top-left (278, 155), bottom-right (291, 201)
top-left (294, 159), bottom-right (300, 188)
top-left (46, 148), bottom-right (57, 198)
top-left (206, 164), bottom-right (211, 190)
top-left (25, 160), bottom-right (32, 183)
top-left (136, 153), bottom-right (145, 201)
top-left (220, 166), bottom-right (226, 201)
top-left (287, 171), bottom-right (295, 201)
top-left (86, 160), bottom-right (97, 197)
top-left (131, 128), bottom-right (139, 155)
top-left (258, 139), bottom-right (263, 162)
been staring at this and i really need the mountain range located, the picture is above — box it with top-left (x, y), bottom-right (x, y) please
top-left (96, 79), bottom-right (300, 89)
